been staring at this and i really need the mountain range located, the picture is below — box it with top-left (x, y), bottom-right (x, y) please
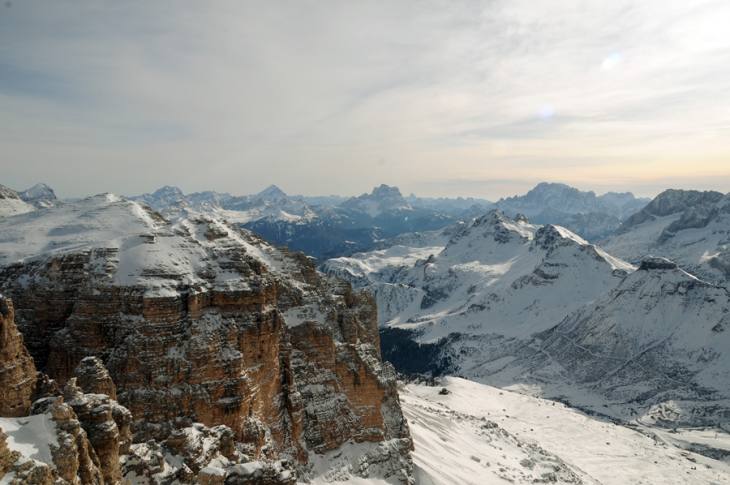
top-left (322, 196), bottom-right (730, 440)
top-left (2, 180), bottom-right (730, 484)
top-left (604, 189), bottom-right (730, 283)
top-left (496, 182), bottom-right (650, 240)
top-left (130, 184), bottom-right (487, 260)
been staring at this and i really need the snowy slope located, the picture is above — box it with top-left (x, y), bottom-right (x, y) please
top-left (0, 185), bottom-right (35, 218)
top-left (484, 256), bottom-right (730, 427)
top-left (131, 185), bottom-right (318, 225)
top-left (403, 378), bottom-right (730, 485)
top-left (0, 414), bottom-right (59, 474)
top-left (0, 193), bottom-right (308, 297)
top-left (334, 211), bottom-right (632, 343)
top-left (604, 189), bottom-right (730, 282)
top-left (18, 183), bottom-right (59, 209)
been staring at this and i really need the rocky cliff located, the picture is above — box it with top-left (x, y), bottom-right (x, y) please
top-left (0, 296), bottom-right (129, 484)
top-left (0, 296), bottom-right (37, 417)
top-left (0, 195), bottom-right (413, 483)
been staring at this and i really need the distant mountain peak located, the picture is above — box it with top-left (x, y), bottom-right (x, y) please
top-left (19, 183), bottom-right (58, 208)
top-left (152, 185), bottom-right (184, 197)
top-left (340, 184), bottom-right (410, 217)
top-left (256, 184), bottom-right (287, 199)
top-left (20, 183), bottom-right (56, 197)
top-left (371, 184), bottom-right (403, 198)
top-left (496, 182), bottom-right (649, 237)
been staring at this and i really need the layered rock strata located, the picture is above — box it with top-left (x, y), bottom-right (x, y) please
top-left (0, 196), bottom-right (413, 483)
top-left (0, 296), bottom-right (37, 417)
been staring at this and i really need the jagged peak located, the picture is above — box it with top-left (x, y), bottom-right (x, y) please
top-left (19, 183), bottom-right (57, 200)
top-left (645, 189), bottom-right (723, 216)
top-left (472, 208), bottom-right (509, 226)
top-left (531, 181), bottom-right (586, 194)
top-left (256, 184), bottom-right (287, 199)
top-left (447, 209), bottom-right (535, 247)
top-left (370, 184), bottom-right (403, 198)
top-left (151, 185), bottom-right (185, 197)
top-left (534, 224), bottom-right (589, 249)
top-left (618, 188), bottom-right (726, 233)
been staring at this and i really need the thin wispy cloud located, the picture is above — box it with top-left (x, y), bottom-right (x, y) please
top-left (1, 0), bottom-right (729, 198)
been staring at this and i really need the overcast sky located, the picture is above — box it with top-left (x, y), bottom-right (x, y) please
top-left (1, 0), bottom-right (730, 199)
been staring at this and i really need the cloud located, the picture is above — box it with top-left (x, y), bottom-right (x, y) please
top-left (1, 0), bottom-right (729, 199)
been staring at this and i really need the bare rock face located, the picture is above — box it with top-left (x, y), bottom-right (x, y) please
top-left (0, 196), bottom-right (413, 482)
top-left (31, 396), bottom-right (106, 485)
top-left (73, 356), bottom-right (117, 400)
top-left (62, 379), bottom-right (128, 484)
top-left (0, 296), bottom-right (37, 417)
top-left (0, 295), bottom-right (134, 484)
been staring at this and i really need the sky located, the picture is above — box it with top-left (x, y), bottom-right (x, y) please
top-left (1, 0), bottom-right (730, 199)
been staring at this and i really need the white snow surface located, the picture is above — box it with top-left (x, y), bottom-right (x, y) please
top-left (0, 194), bottom-right (305, 296)
top-left (0, 184), bottom-right (35, 217)
top-left (325, 211), bottom-right (634, 343)
top-left (0, 414), bottom-right (59, 468)
top-left (476, 260), bottom-right (730, 426)
top-left (403, 378), bottom-right (730, 485)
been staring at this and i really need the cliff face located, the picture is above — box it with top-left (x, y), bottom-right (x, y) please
top-left (0, 296), bottom-right (36, 417)
top-left (0, 196), bottom-right (412, 483)
top-left (0, 297), bottom-right (128, 484)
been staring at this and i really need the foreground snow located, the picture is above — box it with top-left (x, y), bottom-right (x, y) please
top-left (403, 378), bottom-right (730, 485)
top-left (0, 414), bottom-right (58, 471)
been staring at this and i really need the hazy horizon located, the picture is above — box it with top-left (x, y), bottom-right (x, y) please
top-left (2, 1), bottom-right (730, 199)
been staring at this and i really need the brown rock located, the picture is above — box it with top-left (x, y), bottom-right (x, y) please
top-left (73, 356), bottom-right (117, 399)
top-left (62, 379), bottom-right (124, 484)
top-left (0, 296), bottom-right (36, 416)
top-left (0, 204), bottom-right (413, 482)
top-left (31, 396), bottom-right (106, 484)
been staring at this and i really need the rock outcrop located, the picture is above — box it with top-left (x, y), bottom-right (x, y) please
top-left (0, 195), bottom-right (413, 483)
top-left (73, 356), bottom-right (117, 400)
top-left (0, 296), bottom-right (37, 417)
top-left (0, 295), bottom-right (131, 484)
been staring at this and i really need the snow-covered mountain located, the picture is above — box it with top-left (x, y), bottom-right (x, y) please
top-left (131, 184), bottom-right (317, 224)
top-left (0, 193), bottom-right (413, 483)
top-left (496, 182), bottom-right (649, 240)
top-left (18, 183), bottom-right (59, 209)
top-left (484, 256), bottom-right (730, 428)
top-left (131, 185), bottom-right (187, 212)
top-left (604, 189), bottom-right (730, 282)
top-left (340, 184), bottom-right (412, 217)
top-left (0, 184), bottom-right (35, 217)
top-left (0, 192), bottom-right (307, 294)
top-left (405, 194), bottom-right (493, 217)
top-left (497, 182), bottom-right (648, 219)
top-left (325, 211), bottom-right (633, 374)
top-left (246, 185), bottom-right (457, 260)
